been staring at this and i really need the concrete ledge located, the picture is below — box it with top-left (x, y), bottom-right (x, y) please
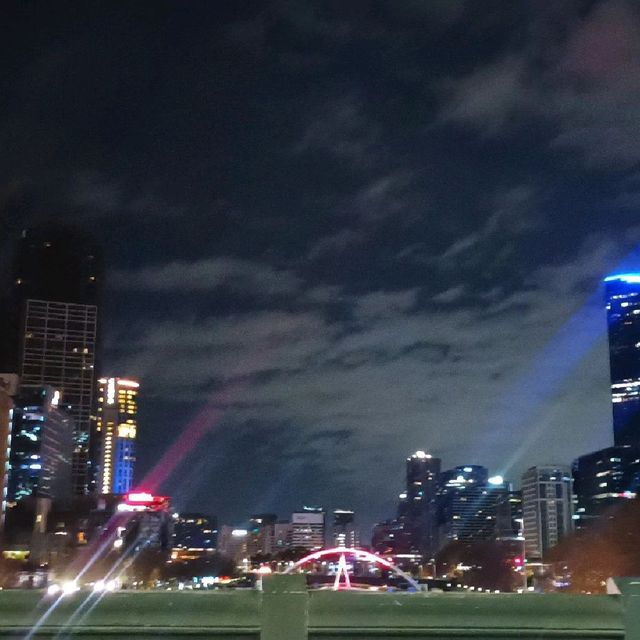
top-left (0, 577), bottom-right (635, 640)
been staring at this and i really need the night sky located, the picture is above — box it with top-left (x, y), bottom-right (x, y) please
top-left (2, 1), bottom-right (640, 533)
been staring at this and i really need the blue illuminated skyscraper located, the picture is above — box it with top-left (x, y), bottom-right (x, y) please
top-left (96, 377), bottom-right (138, 494)
top-left (604, 274), bottom-right (640, 447)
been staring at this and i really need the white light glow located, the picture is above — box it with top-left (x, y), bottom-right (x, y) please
top-left (62, 581), bottom-right (79, 596)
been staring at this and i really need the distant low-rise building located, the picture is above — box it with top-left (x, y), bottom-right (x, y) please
top-left (173, 513), bottom-right (217, 551)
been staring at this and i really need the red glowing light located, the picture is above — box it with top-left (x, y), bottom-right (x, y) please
top-left (127, 492), bottom-right (154, 502)
top-left (123, 493), bottom-right (170, 512)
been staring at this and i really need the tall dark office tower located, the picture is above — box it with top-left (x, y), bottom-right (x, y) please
top-left (5, 386), bottom-right (74, 544)
top-left (572, 445), bottom-right (640, 529)
top-left (332, 509), bottom-right (359, 548)
top-left (604, 274), bottom-right (640, 447)
top-left (436, 466), bottom-right (512, 550)
top-left (12, 226), bottom-right (103, 496)
top-left (405, 450), bottom-right (441, 558)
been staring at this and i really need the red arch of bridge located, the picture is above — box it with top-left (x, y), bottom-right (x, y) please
top-left (283, 547), bottom-right (421, 590)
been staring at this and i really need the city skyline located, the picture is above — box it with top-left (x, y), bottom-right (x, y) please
top-left (3, 1), bottom-right (640, 532)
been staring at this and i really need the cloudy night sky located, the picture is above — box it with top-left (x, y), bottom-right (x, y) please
top-left (2, 0), bottom-right (640, 532)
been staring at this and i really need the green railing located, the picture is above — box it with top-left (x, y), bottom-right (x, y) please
top-left (0, 575), bottom-right (637, 639)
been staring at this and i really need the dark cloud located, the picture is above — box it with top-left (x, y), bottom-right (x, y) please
top-left (1, 0), bottom-right (639, 532)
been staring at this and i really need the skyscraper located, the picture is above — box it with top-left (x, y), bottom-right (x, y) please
top-left (332, 509), bottom-right (359, 548)
top-left (291, 507), bottom-right (325, 550)
top-left (521, 465), bottom-right (573, 560)
top-left (12, 226), bottom-right (102, 495)
top-left (604, 274), bottom-right (640, 447)
top-left (436, 466), bottom-right (512, 549)
top-left (5, 385), bottom-right (74, 538)
top-left (96, 377), bottom-right (138, 494)
top-left (404, 450), bottom-right (441, 557)
top-left (247, 513), bottom-right (278, 556)
top-left (0, 376), bottom-right (16, 532)
top-left (572, 445), bottom-right (640, 528)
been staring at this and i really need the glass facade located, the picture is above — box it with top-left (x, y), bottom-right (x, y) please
top-left (13, 226), bottom-right (102, 495)
top-left (605, 275), bottom-right (640, 447)
top-left (404, 451), bottom-right (441, 557)
top-left (20, 300), bottom-right (97, 496)
top-left (6, 386), bottom-right (73, 505)
top-left (436, 465), bottom-right (512, 548)
top-left (173, 513), bottom-right (217, 550)
top-left (572, 445), bottom-right (640, 528)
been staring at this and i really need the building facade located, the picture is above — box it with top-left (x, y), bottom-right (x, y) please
top-left (96, 377), bottom-right (138, 494)
top-left (572, 445), bottom-right (640, 529)
top-left (404, 450), bottom-right (441, 557)
top-left (332, 509), bottom-right (359, 548)
top-left (272, 521), bottom-right (292, 552)
top-left (13, 227), bottom-right (102, 495)
top-left (5, 386), bottom-right (74, 542)
top-left (436, 466), bottom-right (512, 549)
top-left (521, 465), bottom-right (573, 559)
top-left (217, 526), bottom-right (249, 563)
top-left (371, 518), bottom-right (413, 555)
top-left (0, 376), bottom-right (17, 532)
top-left (117, 493), bottom-right (172, 552)
top-left (291, 507), bottom-right (325, 550)
top-left (247, 514), bottom-right (277, 556)
top-left (605, 274), bottom-right (640, 447)
top-left (173, 513), bottom-right (217, 551)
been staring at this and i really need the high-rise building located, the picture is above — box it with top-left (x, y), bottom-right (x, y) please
top-left (247, 513), bottom-right (278, 556)
top-left (5, 385), bottom-right (74, 540)
top-left (291, 507), bottom-right (325, 550)
top-left (217, 526), bottom-right (249, 563)
top-left (521, 465), bottom-right (573, 560)
top-left (604, 274), bottom-right (640, 447)
top-left (0, 375), bottom-right (17, 532)
top-left (371, 518), bottom-right (412, 555)
top-left (572, 445), bottom-right (640, 529)
top-left (404, 450), bottom-right (441, 557)
top-left (12, 226), bottom-right (102, 495)
top-left (173, 513), bottom-right (217, 551)
top-left (436, 466), bottom-right (512, 549)
top-left (96, 377), bottom-right (138, 494)
top-left (505, 490), bottom-right (523, 538)
top-left (273, 521), bottom-right (292, 551)
top-left (332, 509), bottom-right (359, 548)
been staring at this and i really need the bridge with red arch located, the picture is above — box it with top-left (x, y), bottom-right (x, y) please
top-left (282, 546), bottom-right (422, 591)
